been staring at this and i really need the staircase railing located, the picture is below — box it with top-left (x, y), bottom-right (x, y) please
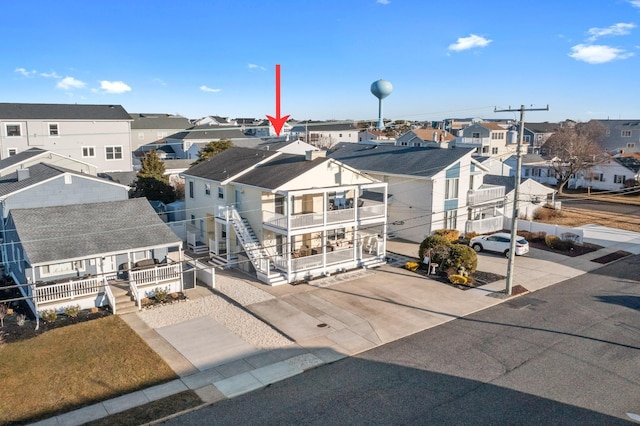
top-left (229, 207), bottom-right (272, 276)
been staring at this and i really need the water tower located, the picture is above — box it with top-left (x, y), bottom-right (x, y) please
top-left (370, 79), bottom-right (393, 130)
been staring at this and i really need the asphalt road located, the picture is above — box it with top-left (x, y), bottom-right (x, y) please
top-left (163, 255), bottom-right (640, 425)
top-left (559, 198), bottom-right (640, 217)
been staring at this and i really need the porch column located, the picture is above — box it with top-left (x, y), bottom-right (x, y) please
top-left (322, 231), bottom-right (327, 274)
top-left (179, 246), bottom-right (184, 292)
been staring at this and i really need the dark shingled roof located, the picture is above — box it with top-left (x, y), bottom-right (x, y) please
top-left (0, 163), bottom-right (74, 197)
top-left (129, 113), bottom-right (191, 130)
top-left (169, 126), bottom-right (247, 140)
top-left (234, 153), bottom-right (329, 190)
top-left (0, 103), bottom-right (131, 120)
top-left (11, 198), bottom-right (181, 265)
top-left (183, 147), bottom-right (280, 182)
top-left (0, 148), bottom-right (47, 171)
top-left (482, 175), bottom-right (518, 194)
top-left (326, 143), bottom-right (475, 177)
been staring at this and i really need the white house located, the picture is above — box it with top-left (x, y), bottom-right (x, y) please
top-left (182, 147), bottom-right (388, 285)
top-left (327, 143), bottom-right (507, 241)
top-left (0, 103), bottom-right (134, 172)
top-left (290, 121), bottom-right (359, 146)
top-left (455, 121), bottom-right (524, 159)
top-left (483, 175), bottom-right (557, 220)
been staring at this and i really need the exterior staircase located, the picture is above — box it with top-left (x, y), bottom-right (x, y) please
top-left (109, 282), bottom-right (139, 314)
top-left (229, 208), bottom-right (287, 286)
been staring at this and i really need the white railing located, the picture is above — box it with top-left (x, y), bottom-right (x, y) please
top-left (215, 205), bottom-right (230, 220)
top-left (287, 248), bottom-right (355, 272)
top-left (468, 186), bottom-right (505, 206)
top-left (34, 276), bottom-right (103, 304)
top-left (187, 231), bottom-right (197, 250)
top-left (129, 263), bottom-right (182, 286)
top-left (358, 203), bottom-right (385, 219)
top-left (103, 279), bottom-right (116, 315)
top-left (327, 208), bottom-right (355, 224)
top-left (130, 279), bottom-right (142, 310)
top-left (465, 216), bottom-right (504, 234)
top-left (326, 248), bottom-right (354, 265)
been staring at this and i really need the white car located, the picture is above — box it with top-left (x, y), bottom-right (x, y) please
top-left (469, 232), bottom-right (529, 258)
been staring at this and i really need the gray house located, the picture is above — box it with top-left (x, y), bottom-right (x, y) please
top-left (0, 162), bottom-right (130, 263)
top-left (5, 198), bottom-right (184, 318)
top-left (0, 102), bottom-right (134, 172)
top-left (596, 119), bottom-right (640, 154)
top-left (130, 113), bottom-right (192, 151)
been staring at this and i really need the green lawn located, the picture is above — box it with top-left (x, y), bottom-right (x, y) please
top-left (0, 315), bottom-right (179, 425)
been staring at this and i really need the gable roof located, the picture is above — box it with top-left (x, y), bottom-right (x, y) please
top-left (524, 122), bottom-right (559, 133)
top-left (168, 126), bottom-right (247, 140)
top-left (326, 143), bottom-right (474, 178)
top-left (290, 121), bottom-right (358, 133)
top-left (234, 153), bottom-right (329, 190)
top-left (11, 198), bottom-right (180, 265)
top-left (129, 113), bottom-right (191, 130)
top-left (0, 103), bottom-right (131, 120)
top-left (183, 147), bottom-right (280, 182)
top-left (411, 128), bottom-right (455, 142)
top-left (615, 154), bottom-right (640, 173)
top-left (0, 148), bottom-right (47, 171)
top-left (476, 122), bottom-right (508, 131)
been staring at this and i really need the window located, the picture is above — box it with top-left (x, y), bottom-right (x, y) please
top-left (592, 173), bottom-right (604, 181)
top-left (327, 228), bottom-right (346, 241)
top-left (622, 130), bottom-right (632, 137)
top-left (105, 146), bottom-right (123, 160)
top-left (614, 175), bottom-right (625, 184)
top-left (82, 146), bottom-right (95, 158)
top-left (413, 142), bottom-right (421, 147)
top-left (48, 123), bottom-right (59, 136)
top-left (400, 141), bottom-right (408, 146)
top-left (205, 183), bottom-right (211, 195)
top-left (524, 169), bottom-right (530, 177)
top-left (491, 132), bottom-right (504, 140)
top-left (190, 214), bottom-right (195, 225)
top-left (444, 210), bottom-right (457, 229)
top-left (491, 147), bottom-right (498, 155)
top-left (6, 124), bottom-right (21, 137)
top-left (189, 181), bottom-right (194, 198)
top-left (7, 148), bottom-right (17, 157)
top-left (275, 195), bottom-right (285, 215)
top-left (339, 133), bottom-right (343, 138)
top-left (472, 132), bottom-right (481, 139)
top-left (445, 178), bottom-right (459, 200)
top-left (481, 146), bottom-right (489, 153)
top-left (627, 143), bottom-right (636, 148)
top-left (523, 135), bottom-right (531, 143)
top-left (40, 260), bottom-right (85, 277)
top-left (218, 187), bottom-right (224, 199)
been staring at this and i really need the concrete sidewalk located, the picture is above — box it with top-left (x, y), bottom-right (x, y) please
top-left (33, 226), bottom-right (640, 426)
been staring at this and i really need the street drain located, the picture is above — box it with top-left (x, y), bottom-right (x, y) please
top-left (317, 323), bottom-right (328, 328)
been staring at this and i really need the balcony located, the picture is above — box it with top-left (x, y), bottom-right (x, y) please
top-left (263, 202), bottom-right (385, 231)
top-left (467, 186), bottom-right (505, 207)
top-left (465, 216), bottom-right (504, 234)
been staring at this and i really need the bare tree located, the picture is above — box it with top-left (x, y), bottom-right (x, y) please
top-left (543, 120), bottom-right (607, 194)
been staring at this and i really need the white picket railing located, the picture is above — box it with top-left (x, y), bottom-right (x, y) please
top-left (103, 279), bottom-right (116, 315)
top-left (129, 263), bottom-right (182, 286)
top-left (34, 276), bottom-right (103, 304)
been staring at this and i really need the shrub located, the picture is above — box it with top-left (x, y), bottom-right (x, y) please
top-left (419, 235), bottom-right (453, 266)
top-left (40, 309), bottom-right (58, 324)
top-left (443, 244), bottom-right (478, 274)
top-left (533, 206), bottom-right (562, 221)
top-left (141, 297), bottom-right (152, 306)
top-left (544, 235), bottom-right (575, 251)
top-left (464, 231), bottom-right (479, 240)
top-left (449, 274), bottom-right (468, 285)
top-left (404, 261), bottom-right (419, 272)
top-left (154, 287), bottom-right (169, 303)
top-left (64, 305), bottom-right (80, 318)
top-left (170, 292), bottom-right (180, 300)
top-left (432, 229), bottom-right (460, 242)
top-left (89, 307), bottom-right (99, 314)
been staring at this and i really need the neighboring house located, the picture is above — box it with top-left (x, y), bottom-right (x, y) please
top-left (166, 126), bottom-right (253, 159)
top-left (0, 162), bottom-right (130, 263)
top-left (243, 119), bottom-right (292, 137)
top-left (568, 155), bottom-right (640, 191)
top-left (0, 102), bottom-right (134, 172)
top-left (483, 175), bottom-right (557, 220)
top-left (289, 121), bottom-right (359, 145)
top-left (327, 143), bottom-right (506, 241)
top-left (455, 122), bottom-right (523, 158)
top-left (504, 153), bottom-right (553, 182)
top-left (162, 159), bottom-right (194, 187)
top-left (4, 198), bottom-right (184, 318)
top-left (396, 128), bottom-right (455, 148)
top-left (523, 122), bottom-right (557, 154)
top-left (614, 153), bottom-right (640, 186)
top-left (0, 147), bottom-right (98, 176)
top-left (358, 129), bottom-right (393, 143)
top-left (182, 147), bottom-right (388, 285)
top-left (194, 116), bottom-right (237, 126)
top-left (596, 119), bottom-right (640, 154)
top-left (129, 113), bottom-right (191, 151)
top-left (476, 156), bottom-right (513, 177)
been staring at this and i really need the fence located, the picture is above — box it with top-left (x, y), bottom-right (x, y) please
top-left (508, 219), bottom-right (584, 244)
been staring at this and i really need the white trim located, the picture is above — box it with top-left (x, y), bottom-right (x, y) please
top-left (0, 150), bottom-right (98, 174)
top-left (39, 260), bottom-right (86, 277)
top-left (0, 172), bottom-right (130, 200)
top-left (105, 145), bottom-right (124, 160)
top-left (7, 148), bottom-right (18, 157)
top-left (4, 123), bottom-right (22, 137)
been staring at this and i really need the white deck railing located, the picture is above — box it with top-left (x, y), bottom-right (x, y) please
top-left (465, 216), bottom-right (504, 234)
top-left (129, 263), bottom-right (182, 286)
top-left (264, 202), bottom-right (385, 230)
top-left (34, 276), bottom-right (103, 304)
top-left (103, 279), bottom-right (116, 315)
top-left (468, 186), bottom-right (505, 206)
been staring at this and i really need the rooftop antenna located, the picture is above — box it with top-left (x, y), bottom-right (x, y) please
top-left (370, 79), bottom-right (393, 130)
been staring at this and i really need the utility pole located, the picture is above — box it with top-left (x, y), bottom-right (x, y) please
top-left (494, 104), bottom-right (549, 295)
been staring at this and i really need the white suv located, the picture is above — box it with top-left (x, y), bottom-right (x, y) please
top-left (469, 232), bottom-right (529, 258)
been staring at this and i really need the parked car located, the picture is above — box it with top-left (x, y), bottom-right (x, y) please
top-left (469, 232), bottom-right (529, 257)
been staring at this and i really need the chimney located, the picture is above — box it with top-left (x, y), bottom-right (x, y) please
top-left (305, 150), bottom-right (326, 161)
top-left (17, 168), bottom-right (30, 181)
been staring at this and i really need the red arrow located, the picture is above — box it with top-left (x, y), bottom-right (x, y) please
top-left (266, 64), bottom-right (290, 136)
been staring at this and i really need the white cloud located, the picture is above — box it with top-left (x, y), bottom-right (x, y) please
top-left (569, 44), bottom-right (634, 64)
top-left (587, 23), bottom-right (635, 41)
top-left (57, 76), bottom-right (87, 90)
top-left (40, 71), bottom-right (61, 79)
top-left (200, 85), bottom-right (221, 93)
top-left (629, 0), bottom-right (640, 8)
top-left (96, 80), bottom-right (132, 94)
top-left (448, 34), bottom-right (492, 51)
top-left (248, 63), bottom-right (266, 71)
top-left (377, 0), bottom-right (390, 4)
top-left (15, 68), bottom-right (37, 77)
top-left (152, 78), bottom-right (167, 86)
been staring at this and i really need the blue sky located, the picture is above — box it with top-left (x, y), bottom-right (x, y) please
top-left (2, 0), bottom-right (639, 123)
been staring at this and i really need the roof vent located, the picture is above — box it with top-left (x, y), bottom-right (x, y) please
top-left (17, 168), bottom-right (30, 181)
top-left (305, 150), bottom-right (325, 161)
